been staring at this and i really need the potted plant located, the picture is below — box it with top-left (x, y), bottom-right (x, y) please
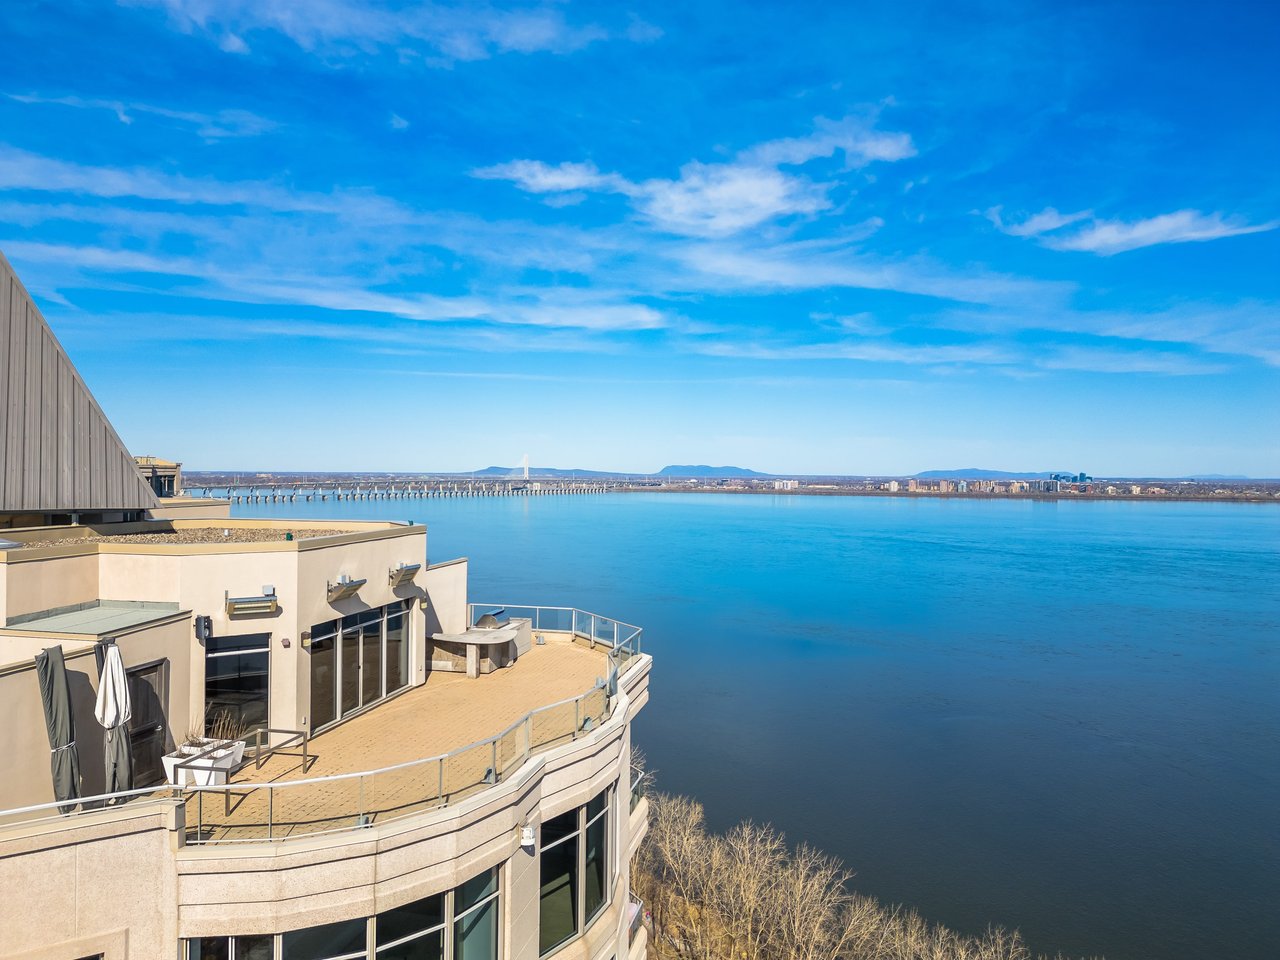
top-left (162, 711), bottom-right (250, 786)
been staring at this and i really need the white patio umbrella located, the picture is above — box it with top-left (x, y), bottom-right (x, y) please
top-left (94, 642), bottom-right (133, 795)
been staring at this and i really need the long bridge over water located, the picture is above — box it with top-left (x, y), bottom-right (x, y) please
top-left (194, 479), bottom-right (619, 504)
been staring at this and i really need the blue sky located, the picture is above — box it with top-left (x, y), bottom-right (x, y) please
top-left (2, 1), bottom-right (1277, 476)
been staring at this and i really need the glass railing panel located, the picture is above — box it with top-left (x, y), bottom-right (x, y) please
top-left (496, 724), bottom-right (526, 780)
top-left (579, 687), bottom-right (608, 731)
top-left (442, 741), bottom-right (491, 803)
top-left (364, 760), bottom-right (443, 826)
top-left (531, 699), bottom-right (576, 750)
top-left (535, 607), bottom-right (573, 632)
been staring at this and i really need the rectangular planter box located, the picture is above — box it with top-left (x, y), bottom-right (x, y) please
top-left (162, 738), bottom-right (246, 786)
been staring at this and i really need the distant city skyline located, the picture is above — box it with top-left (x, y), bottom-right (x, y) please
top-left (1, 2), bottom-right (1277, 476)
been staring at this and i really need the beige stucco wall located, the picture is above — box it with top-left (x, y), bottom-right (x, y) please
top-left (0, 642), bottom-right (98, 811)
top-left (0, 614), bottom-right (192, 811)
top-left (24, 522), bottom-right (430, 738)
top-left (0, 551), bottom-right (100, 622)
top-left (0, 802), bottom-right (182, 960)
top-left (423, 557), bottom-right (469, 637)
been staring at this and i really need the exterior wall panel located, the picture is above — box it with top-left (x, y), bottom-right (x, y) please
top-left (0, 251), bottom-right (157, 514)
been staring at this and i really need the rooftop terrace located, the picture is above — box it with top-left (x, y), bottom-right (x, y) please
top-left (185, 637), bottom-right (619, 843)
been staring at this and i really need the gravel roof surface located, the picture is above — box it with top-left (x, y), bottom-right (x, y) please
top-left (11, 528), bottom-right (353, 548)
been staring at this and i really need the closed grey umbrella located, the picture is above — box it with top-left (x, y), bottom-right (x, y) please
top-left (34, 645), bottom-right (82, 813)
top-left (95, 641), bottom-right (133, 796)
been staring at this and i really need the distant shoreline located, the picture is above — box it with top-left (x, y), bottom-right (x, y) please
top-left (617, 485), bottom-right (1280, 504)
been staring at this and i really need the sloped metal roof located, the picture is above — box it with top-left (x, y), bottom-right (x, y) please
top-left (0, 251), bottom-right (160, 513)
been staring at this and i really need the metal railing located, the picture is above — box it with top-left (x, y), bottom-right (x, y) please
top-left (630, 769), bottom-right (650, 814)
top-left (251, 727), bottom-right (309, 771)
top-left (0, 604), bottom-right (646, 845)
top-left (468, 603), bottom-right (642, 657)
top-left (183, 674), bottom-right (617, 844)
top-left (628, 894), bottom-right (647, 946)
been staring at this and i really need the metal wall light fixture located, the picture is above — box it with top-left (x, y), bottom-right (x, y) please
top-left (225, 585), bottom-right (278, 616)
top-left (326, 574), bottom-right (367, 603)
top-left (388, 562), bottom-right (422, 587)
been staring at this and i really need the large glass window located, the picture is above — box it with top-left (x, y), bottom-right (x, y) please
top-left (309, 602), bottom-right (412, 734)
top-left (455, 870), bottom-right (499, 960)
top-left (309, 625), bottom-right (337, 731)
top-left (205, 633), bottom-right (270, 738)
top-left (386, 608), bottom-right (407, 693)
top-left (376, 892), bottom-right (444, 960)
top-left (539, 811), bottom-right (579, 953)
top-left (189, 937), bottom-right (272, 960)
top-left (361, 614), bottom-right (384, 705)
top-left (187, 867), bottom-right (497, 960)
top-left (584, 792), bottom-right (609, 924)
top-left (539, 786), bottom-right (613, 956)
top-left (283, 917), bottom-right (368, 960)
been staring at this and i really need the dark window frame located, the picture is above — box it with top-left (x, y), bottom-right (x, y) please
top-left (538, 786), bottom-right (613, 956)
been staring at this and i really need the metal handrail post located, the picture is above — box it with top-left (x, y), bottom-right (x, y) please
top-left (268, 787), bottom-right (274, 840)
top-left (574, 698), bottom-right (580, 739)
top-left (438, 758), bottom-right (445, 804)
top-left (358, 775), bottom-right (366, 826)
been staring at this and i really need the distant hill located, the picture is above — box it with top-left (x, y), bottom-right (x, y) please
top-left (914, 468), bottom-right (1060, 480)
top-left (656, 465), bottom-right (771, 478)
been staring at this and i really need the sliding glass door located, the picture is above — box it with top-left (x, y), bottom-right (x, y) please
top-left (341, 619), bottom-right (362, 717)
top-left (309, 602), bottom-right (412, 734)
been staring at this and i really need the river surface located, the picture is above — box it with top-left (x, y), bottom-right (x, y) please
top-left (232, 492), bottom-right (1280, 960)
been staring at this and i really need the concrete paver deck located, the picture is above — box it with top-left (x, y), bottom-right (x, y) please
top-left (185, 640), bottom-right (612, 842)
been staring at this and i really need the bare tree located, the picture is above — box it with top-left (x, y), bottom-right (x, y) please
top-left (633, 790), bottom-right (1099, 960)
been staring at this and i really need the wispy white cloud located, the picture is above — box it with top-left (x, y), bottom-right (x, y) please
top-left (6, 92), bottom-right (274, 140)
top-left (985, 205), bottom-right (1090, 238)
top-left (740, 116), bottom-right (915, 168)
top-left (937, 299), bottom-right (1280, 367)
top-left (473, 160), bottom-right (629, 195)
top-left (3, 143), bottom-right (1267, 379)
top-left (474, 116), bottom-right (914, 238)
top-left (638, 163), bottom-right (833, 236)
top-left (389, 113), bottom-right (409, 131)
top-left (4, 237), bottom-right (677, 333)
top-left (123, 0), bottom-right (642, 63)
top-left (1034, 345), bottom-right (1229, 376)
top-left (1043, 210), bottom-right (1277, 255)
top-left (990, 205), bottom-right (1277, 255)
top-left (0, 145), bottom-right (408, 219)
top-left (671, 238), bottom-right (1066, 307)
top-left (698, 337), bottom-right (1014, 367)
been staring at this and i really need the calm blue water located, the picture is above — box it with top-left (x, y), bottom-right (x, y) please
top-left (235, 493), bottom-right (1280, 960)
